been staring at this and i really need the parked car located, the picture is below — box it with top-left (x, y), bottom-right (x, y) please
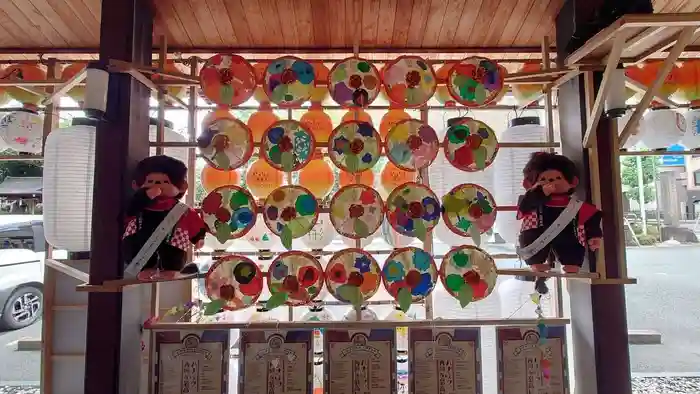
top-left (0, 220), bottom-right (45, 330)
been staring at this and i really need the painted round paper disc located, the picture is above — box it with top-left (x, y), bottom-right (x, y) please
top-left (443, 117), bottom-right (499, 172)
top-left (201, 185), bottom-right (257, 242)
top-left (261, 120), bottom-right (316, 172)
top-left (385, 119), bottom-right (439, 171)
top-left (447, 57), bottom-right (505, 107)
top-left (382, 56), bottom-right (437, 108)
top-left (264, 56), bottom-right (316, 107)
top-left (440, 245), bottom-right (498, 302)
top-left (442, 183), bottom-right (497, 237)
top-left (329, 184), bottom-right (384, 239)
top-left (205, 255), bottom-right (263, 311)
top-left (199, 54), bottom-right (257, 107)
top-left (385, 182), bottom-right (441, 237)
top-left (328, 57), bottom-right (381, 108)
top-left (325, 248), bottom-right (381, 303)
top-left (267, 251), bottom-right (324, 305)
top-left (263, 185), bottom-right (319, 238)
top-left (328, 121), bottom-right (381, 173)
top-left (198, 117), bottom-right (254, 170)
top-left (382, 247), bottom-right (438, 302)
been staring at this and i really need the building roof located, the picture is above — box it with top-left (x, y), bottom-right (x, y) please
top-left (0, 177), bottom-right (42, 197)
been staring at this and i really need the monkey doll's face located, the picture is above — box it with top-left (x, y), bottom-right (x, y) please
top-left (141, 172), bottom-right (182, 198)
top-left (537, 169), bottom-right (576, 194)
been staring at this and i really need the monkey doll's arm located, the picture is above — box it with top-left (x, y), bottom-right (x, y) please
top-left (584, 210), bottom-right (603, 239)
top-left (517, 186), bottom-right (548, 213)
top-left (126, 188), bottom-right (153, 217)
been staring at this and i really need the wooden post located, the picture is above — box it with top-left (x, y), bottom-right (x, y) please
top-left (40, 58), bottom-right (59, 394)
top-left (84, 1), bottom-right (153, 394)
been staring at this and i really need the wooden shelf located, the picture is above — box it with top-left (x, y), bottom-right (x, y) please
top-left (496, 268), bottom-right (637, 284)
top-left (75, 272), bottom-right (201, 292)
top-left (145, 318), bottom-right (572, 331)
top-left (566, 13), bottom-right (700, 66)
top-left (504, 67), bottom-right (572, 84)
top-left (497, 268), bottom-right (598, 279)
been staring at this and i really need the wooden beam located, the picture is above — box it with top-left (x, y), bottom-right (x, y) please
top-left (619, 27), bottom-right (695, 147)
top-left (582, 34), bottom-right (628, 148)
top-left (517, 68), bottom-right (581, 110)
top-left (41, 68), bottom-right (86, 106)
top-left (542, 36), bottom-right (556, 150)
top-left (504, 67), bottom-right (569, 82)
top-left (45, 259), bottom-right (90, 283)
top-left (631, 26), bottom-right (700, 63)
top-left (625, 77), bottom-right (679, 108)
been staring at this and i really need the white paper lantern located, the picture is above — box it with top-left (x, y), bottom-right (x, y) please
top-left (640, 108), bottom-right (686, 150)
top-left (343, 305), bottom-right (378, 321)
top-left (618, 112), bottom-right (644, 150)
top-left (380, 219), bottom-right (413, 248)
top-left (84, 62), bottom-right (109, 119)
top-left (429, 120), bottom-right (495, 197)
top-left (434, 221), bottom-right (475, 247)
top-left (682, 108), bottom-right (700, 149)
top-left (301, 213), bottom-right (337, 250)
top-left (202, 233), bottom-right (234, 251)
top-left (341, 234), bottom-right (374, 248)
top-left (492, 117), bottom-right (547, 244)
top-left (0, 110), bottom-right (43, 154)
top-left (244, 218), bottom-right (279, 250)
top-left (149, 119), bottom-right (189, 165)
top-left (43, 119), bottom-right (96, 251)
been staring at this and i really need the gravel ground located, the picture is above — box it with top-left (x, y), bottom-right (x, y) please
top-left (1, 378), bottom-right (699, 394)
top-left (632, 377), bottom-right (700, 394)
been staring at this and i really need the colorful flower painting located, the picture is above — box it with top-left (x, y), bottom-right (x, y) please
top-left (261, 120), bottom-right (315, 172)
top-left (382, 247), bottom-right (438, 308)
top-left (329, 184), bottom-right (384, 239)
top-left (263, 185), bottom-right (319, 249)
top-left (385, 119), bottom-right (439, 171)
top-left (267, 251), bottom-right (324, 306)
top-left (199, 54), bottom-right (257, 107)
top-left (442, 183), bottom-right (497, 237)
top-left (264, 56), bottom-right (316, 107)
top-left (328, 57), bottom-right (381, 108)
top-left (440, 245), bottom-right (498, 307)
top-left (382, 56), bottom-right (437, 108)
top-left (197, 117), bottom-right (254, 170)
top-left (443, 117), bottom-right (499, 172)
top-left (447, 57), bottom-right (505, 107)
top-left (325, 249), bottom-right (381, 305)
top-left (328, 121), bottom-right (381, 173)
top-left (385, 182), bottom-right (441, 239)
top-left (204, 255), bottom-right (263, 311)
top-left (201, 186), bottom-right (257, 243)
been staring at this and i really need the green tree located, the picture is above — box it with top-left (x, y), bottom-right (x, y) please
top-left (620, 156), bottom-right (657, 205)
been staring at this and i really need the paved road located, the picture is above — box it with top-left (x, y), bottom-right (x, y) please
top-left (1, 244), bottom-right (699, 385)
top-left (626, 245), bottom-right (700, 374)
top-left (0, 320), bottom-right (40, 385)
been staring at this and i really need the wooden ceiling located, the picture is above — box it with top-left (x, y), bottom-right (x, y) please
top-left (0, 0), bottom-right (699, 54)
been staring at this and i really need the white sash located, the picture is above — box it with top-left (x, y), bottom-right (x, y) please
top-left (516, 197), bottom-right (584, 261)
top-left (123, 202), bottom-right (189, 278)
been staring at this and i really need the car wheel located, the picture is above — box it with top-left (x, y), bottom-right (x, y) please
top-left (0, 286), bottom-right (42, 330)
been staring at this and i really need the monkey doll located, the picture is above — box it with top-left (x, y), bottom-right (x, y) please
top-left (516, 152), bottom-right (602, 274)
top-left (122, 155), bottom-right (207, 277)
